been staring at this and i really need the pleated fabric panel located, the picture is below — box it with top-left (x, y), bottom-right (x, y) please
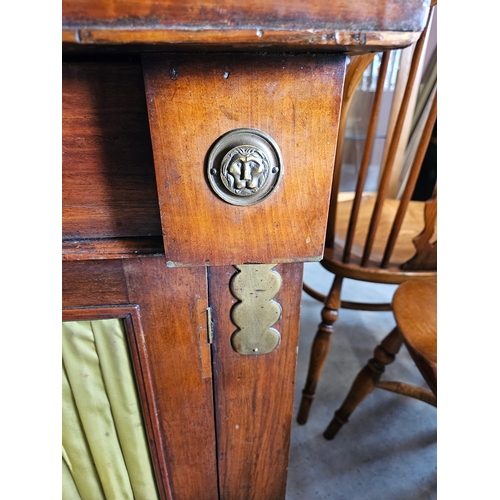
top-left (62, 319), bottom-right (159, 500)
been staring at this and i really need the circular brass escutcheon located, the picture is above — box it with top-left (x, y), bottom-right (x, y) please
top-left (207, 128), bottom-right (283, 206)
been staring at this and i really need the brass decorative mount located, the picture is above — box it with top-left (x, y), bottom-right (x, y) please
top-left (207, 128), bottom-right (283, 206)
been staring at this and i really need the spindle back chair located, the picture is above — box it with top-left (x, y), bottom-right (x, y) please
top-left (297, 4), bottom-right (437, 425)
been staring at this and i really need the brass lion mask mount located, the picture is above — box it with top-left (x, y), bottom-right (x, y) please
top-left (207, 128), bottom-right (283, 206)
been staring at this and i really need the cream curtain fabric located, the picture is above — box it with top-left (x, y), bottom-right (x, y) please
top-left (62, 319), bottom-right (159, 500)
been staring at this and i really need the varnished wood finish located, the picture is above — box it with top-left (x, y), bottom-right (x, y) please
top-left (62, 61), bottom-right (162, 242)
top-left (63, 259), bottom-right (129, 306)
top-left (62, 236), bottom-right (164, 261)
top-left (302, 284), bottom-right (393, 311)
top-left (376, 381), bottom-right (436, 406)
top-left (63, 29), bottom-right (421, 55)
top-left (361, 13), bottom-right (431, 266)
top-left (392, 279), bottom-right (437, 394)
top-left (402, 190), bottom-right (437, 271)
top-left (321, 197), bottom-right (438, 283)
top-left (62, 0), bottom-right (429, 30)
top-left (324, 278), bottom-right (437, 439)
top-left (62, 0), bottom-right (429, 52)
top-left (297, 7), bottom-right (437, 424)
top-left (209, 263), bottom-right (303, 499)
top-left (143, 53), bottom-right (345, 267)
top-left (381, 94), bottom-right (437, 267)
top-left (62, 0), bottom-right (434, 496)
top-left (327, 54), bottom-right (375, 246)
top-left (297, 275), bottom-right (343, 424)
top-left (62, 258), bottom-right (219, 500)
top-left (342, 52), bottom-right (390, 263)
top-left (323, 326), bottom-right (403, 440)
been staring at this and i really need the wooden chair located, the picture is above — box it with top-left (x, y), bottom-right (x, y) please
top-left (324, 279), bottom-right (437, 439)
top-left (296, 5), bottom-right (437, 425)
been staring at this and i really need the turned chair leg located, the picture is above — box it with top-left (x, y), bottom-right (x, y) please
top-left (323, 326), bottom-right (403, 439)
top-left (297, 275), bottom-right (344, 425)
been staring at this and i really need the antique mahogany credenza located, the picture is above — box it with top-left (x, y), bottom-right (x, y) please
top-left (62, 1), bottom-right (431, 498)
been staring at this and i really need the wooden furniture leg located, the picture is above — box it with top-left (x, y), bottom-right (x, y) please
top-left (323, 326), bottom-right (403, 439)
top-left (297, 275), bottom-right (344, 424)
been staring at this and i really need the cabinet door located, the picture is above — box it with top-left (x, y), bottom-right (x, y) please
top-left (63, 258), bottom-right (218, 500)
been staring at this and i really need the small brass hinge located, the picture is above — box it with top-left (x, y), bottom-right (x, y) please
top-left (206, 307), bottom-right (214, 344)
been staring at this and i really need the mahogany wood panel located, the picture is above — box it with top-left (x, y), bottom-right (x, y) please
top-left (62, 30), bottom-right (421, 55)
top-left (209, 263), bottom-right (303, 499)
top-left (62, 61), bottom-right (163, 242)
top-left (62, 258), bottom-right (219, 500)
top-left (62, 259), bottom-right (129, 306)
top-left (143, 53), bottom-right (345, 266)
top-left (62, 236), bottom-right (164, 261)
top-left (62, 0), bottom-right (429, 30)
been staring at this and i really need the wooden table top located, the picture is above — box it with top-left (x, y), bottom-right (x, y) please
top-left (62, 0), bottom-right (431, 53)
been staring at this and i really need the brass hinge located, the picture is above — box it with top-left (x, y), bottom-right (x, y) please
top-left (206, 306), bottom-right (214, 344)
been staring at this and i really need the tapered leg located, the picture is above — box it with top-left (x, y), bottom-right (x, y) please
top-left (323, 326), bottom-right (403, 439)
top-left (297, 275), bottom-right (344, 424)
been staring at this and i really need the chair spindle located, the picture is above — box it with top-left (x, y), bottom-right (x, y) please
top-left (326, 54), bottom-right (375, 248)
top-left (361, 12), bottom-right (431, 266)
top-left (342, 52), bottom-right (390, 263)
top-left (381, 93), bottom-right (437, 268)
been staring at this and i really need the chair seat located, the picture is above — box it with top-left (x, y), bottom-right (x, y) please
top-left (335, 194), bottom-right (429, 265)
top-left (392, 279), bottom-right (437, 395)
top-left (321, 195), bottom-right (436, 284)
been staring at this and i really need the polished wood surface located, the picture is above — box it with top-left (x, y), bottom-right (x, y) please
top-left (402, 190), bottom-right (437, 271)
top-left (62, 0), bottom-right (433, 496)
top-left (63, 258), bottom-right (218, 500)
top-left (298, 4), bottom-right (437, 425)
top-left (62, 0), bottom-right (429, 29)
top-left (143, 52), bottom-right (344, 266)
top-left (324, 278), bottom-right (437, 440)
top-left (209, 263), bottom-right (303, 499)
top-left (358, 24), bottom-right (432, 266)
top-left (323, 326), bottom-right (403, 440)
top-left (62, 51), bottom-right (340, 496)
top-left (393, 279), bottom-right (437, 393)
top-left (62, 236), bottom-right (164, 261)
top-left (62, 61), bottom-right (161, 242)
top-left (62, 0), bottom-right (428, 52)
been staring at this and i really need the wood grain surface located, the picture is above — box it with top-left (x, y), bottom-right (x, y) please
top-left (143, 52), bottom-right (345, 266)
top-left (62, 30), bottom-right (421, 55)
top-left (62, 258), bottom-right (219, 500)
top-left (62, 236), bottom-right (164, 261)
top-left (392, 279), bottom-right (437, 393)
top-left (62, 0), bottom-right (429, 30)
top-left (62, 62), bottom-right (162, 241)
top-left (62, 0), bottom-right (429, 52)
top-left (209, 263), bottom-right (303, 499)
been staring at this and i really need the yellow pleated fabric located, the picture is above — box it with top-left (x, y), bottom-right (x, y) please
top-left (62, 319), bottom-right (159, 500)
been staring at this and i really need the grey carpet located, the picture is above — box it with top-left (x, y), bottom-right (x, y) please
top-left (286, 262), bottom-right (437, 500)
